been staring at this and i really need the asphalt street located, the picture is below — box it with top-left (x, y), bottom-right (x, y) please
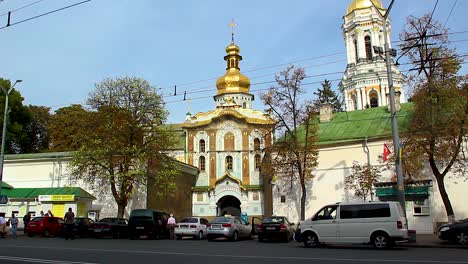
top-left (0, 237), bottom-right (467, 264)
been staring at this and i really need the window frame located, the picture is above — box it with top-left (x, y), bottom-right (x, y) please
top-left (199, 156), bottom-right (206, 172)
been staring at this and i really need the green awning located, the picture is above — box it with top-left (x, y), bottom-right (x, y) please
top-left (0, 187), bottom-right (96, 200)
top-left (376, 186), bottom-right (430, 197)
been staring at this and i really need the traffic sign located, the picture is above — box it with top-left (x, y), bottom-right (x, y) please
top-left (0, 195), bottom-right (8, 204)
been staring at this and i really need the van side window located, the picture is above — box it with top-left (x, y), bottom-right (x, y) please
top-left (315, 206), bottom-right (337, 220)
top-left (340, 204), bottom-right (391, 219)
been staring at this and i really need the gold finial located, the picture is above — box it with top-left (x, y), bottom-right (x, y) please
top-left (228, 18), bottom-right (237, 43)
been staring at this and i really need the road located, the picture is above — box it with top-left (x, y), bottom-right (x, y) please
top-left (0, 237), bottom-right (467, 264)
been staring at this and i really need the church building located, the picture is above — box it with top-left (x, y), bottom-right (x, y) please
top-left (181, 33), bottom-right (276, 218)
top-left (340, 0), bottom-right (406, 111)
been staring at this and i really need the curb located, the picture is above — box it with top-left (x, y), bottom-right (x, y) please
top-left (400, 243), bottom-right (468, 249)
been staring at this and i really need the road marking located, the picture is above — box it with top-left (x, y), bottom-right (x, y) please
top-left (0, 255), bottom-right (99, 264)
top-left (2, 245), bottom-right (468, 264)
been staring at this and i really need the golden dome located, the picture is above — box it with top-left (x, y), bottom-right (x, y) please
top-left (346, 0), bottom-right (383, 15)
top-left (216, 41), bottom-right (251, 95)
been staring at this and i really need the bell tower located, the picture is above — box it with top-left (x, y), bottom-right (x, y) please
top-left (340, 0), bottom-right (405, 111)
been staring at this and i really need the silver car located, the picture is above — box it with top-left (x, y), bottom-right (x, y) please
top-left (206, 216), bottom-right (252, 241)
top-left (174, 217), bottom-right (209, 240)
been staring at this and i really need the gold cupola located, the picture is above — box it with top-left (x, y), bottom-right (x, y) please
top-left (216, 35), bottom-right (251, 95)
top-left (346, 0), bottom-right (383, 15)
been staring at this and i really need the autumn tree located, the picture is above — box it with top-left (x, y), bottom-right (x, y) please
top-left (0, 78), bottom-right (32, 154)
top-left (69, 77), bottom-right (179, 218)
top-left (399, 15), bottom-right (467, 222)
top-left (344, 161), bottom-right (382, 201)
top-left (49, 104), bottom-right (91, 151)
top-left (261, 65), bottom-right (319, 221)
top-left (20, 105), bottom-right (51, 153)
top-left (313, 79), bottom-right (342, 112)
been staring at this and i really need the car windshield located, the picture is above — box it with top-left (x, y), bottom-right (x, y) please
top-left (99, 218), bottom-right (116, 223)
top-left (211, 217), bottom-right (231, 223)
top-left (180, 218), bottom-right (198, 223)
top-left (31, 217), bottom-right (43, 222)
top-left (130, 210), bottom-right (152, 219)
top-left (263, 217), bottom-right (284, 224)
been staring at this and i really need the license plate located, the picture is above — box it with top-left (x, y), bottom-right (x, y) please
top-left (136, 227), bottom-right (144, 230)
top-left (266, 227), bottom-right (276, 230)
top-left (94, 229), bottom-right (102, 232)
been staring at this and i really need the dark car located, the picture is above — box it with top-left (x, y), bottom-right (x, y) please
top-left (438, 218), bottom-right (468, 245)
top-left (257, 216), bottom-right (296, 242)
top-left (59, 217), bottom-right (94, 238)
top-left (128, 209), bottom-right (170, 239)
top-left (90, 218), bottom-right (128, 239)
top-left (26, 217), bottom-right (63, 237)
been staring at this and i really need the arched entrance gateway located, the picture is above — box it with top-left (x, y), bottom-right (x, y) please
top-left (217, 195), bottom-right (241, 216)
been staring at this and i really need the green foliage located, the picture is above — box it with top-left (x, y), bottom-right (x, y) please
top-left (68, 77), bottom-right (178, 217)
top-left (344, 161), bottom-right (382, 201)
top-left (49, 104), bottom-right (91, 152)
top-left (0, 78), bottom-right (32, 154)
top-left (313, 79), bottom-right (342, 112)
top-left (20, 105), bottom-right (51, 153)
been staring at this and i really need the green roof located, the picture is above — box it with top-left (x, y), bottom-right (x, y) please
top-left (295, 102), bottom-right (414, 146)
top-left (0, 182), bottom-right (14, 189)
top-left (0, 187), bottom-right (96, 200)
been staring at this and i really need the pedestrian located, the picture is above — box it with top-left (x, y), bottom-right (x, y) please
top-left (63, 207), bottom-right (75, 240)
top-left (23, 213), bottom-right (31, 234)
top-left (167, 214), bottom-right (176, 239)
top-left (8, 213), bottom-right (18, 238)
top-left (46, 210), bottom-right (54, 217)
top-left (40, 211), bottom-right (44, 217)
top-left (0, 213), bottom-right (6, 238)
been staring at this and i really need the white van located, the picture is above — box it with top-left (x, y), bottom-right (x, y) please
top-left (297, 202), bottom-right (408, 249)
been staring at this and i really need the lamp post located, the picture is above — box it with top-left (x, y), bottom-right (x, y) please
top-left (371, 0), bottom-right (406, 216)
top-left (0, 80), bottom-right (22, 198)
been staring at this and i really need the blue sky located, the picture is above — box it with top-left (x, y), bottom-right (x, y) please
top-left (0, 0), bottom-right (466, 123)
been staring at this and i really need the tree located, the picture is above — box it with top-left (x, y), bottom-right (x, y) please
top-left (313, 79), bottom-right (342, 112)
top-left (399, 15), bottom-right (467, 222)
top-left (0, 78), bottom-right (32, 154)
top-left (20, 105), bottom-right (51, 153)
top-left (69, 77), bottom-right (179, 218)
top-left (49, 104), bottom-right (91, 152)
top-left (261, 65), bottom-right (319, 221)
top-left (344, 161), bottom-right (382, 201)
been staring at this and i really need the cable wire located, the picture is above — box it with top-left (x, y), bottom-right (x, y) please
top-left (0, 0), bottom-right (46, 17)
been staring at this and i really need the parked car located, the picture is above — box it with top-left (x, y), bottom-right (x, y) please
top-left (438, 218), bottom-right (468, 245)
top-left (295, 202), bottom-right (408, 249)
top-left (26, 217), bottom-right (63, 237)
top-left (128, 209), bottom-right (170, 239)
top-left (59, 217), bottom-right (94, 238)
top-left (257, 216), bottom-right (296, 242)
top-left (174, 217), bottom-right (209, 240)
top-left (206, 216), bottom-right (252, 241)
top-left (90, 218), bottom-right (128, 239)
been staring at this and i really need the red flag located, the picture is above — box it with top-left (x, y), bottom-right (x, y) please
top-left (383, 143), bottom-right (391, 162)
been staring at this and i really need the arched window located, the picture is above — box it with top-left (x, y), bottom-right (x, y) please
top-left (242, 102), bottom-right (247, 109)
top-left (199, 139), bottom-right (205, 153)
top-left (253, 138), bottom-right (261, 151)
top-left (226, 156), bottom-right (233, 171)
top-left (353, 38), bottom-right (358, 63)
top-left (365, 36), bottom-right (372, 61)
top-left (199, 156), bottom-right (206, 171)
top-left (224, 132), bottom-right (235, 151)
top-left (255, 154), bottom-right (261, 170)
top-left (369, 91), bottom-right (379, 108)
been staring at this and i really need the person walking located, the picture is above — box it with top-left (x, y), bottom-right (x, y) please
top-left (64, 208), bottom-right (75, 240)
top-left (23, 213), bottom-right (31, 234)
top-left (167, 214), bottom-right (176, 239)
top-left (8, 213), bottom-right (18, 238)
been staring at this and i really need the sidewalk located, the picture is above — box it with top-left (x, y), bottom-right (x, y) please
top-left (402, 234), bottom-right (468, 249)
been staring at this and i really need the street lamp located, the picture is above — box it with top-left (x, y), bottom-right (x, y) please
top-left (0, 79), bottom-right (22, 198)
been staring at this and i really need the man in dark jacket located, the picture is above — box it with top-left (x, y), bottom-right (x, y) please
top-left (23, 213), bottom-right (31, 234)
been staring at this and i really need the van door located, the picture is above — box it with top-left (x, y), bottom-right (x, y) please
top-left (309, 205), bottom-right (338, 243)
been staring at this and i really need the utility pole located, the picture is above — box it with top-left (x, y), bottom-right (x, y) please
top-left (0, 80), bottom-right (22, 198)
top-left (373, 0), bottom-right (406, 215)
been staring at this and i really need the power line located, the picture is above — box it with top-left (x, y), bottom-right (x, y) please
top-left (444, 0), bottom-right (458, 27)
top-left (0, 0), bottom-right (46, 17)
top-left (0, 0), bottom-right (91, 30)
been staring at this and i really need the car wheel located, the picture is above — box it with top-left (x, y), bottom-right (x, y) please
top-left (303, 232), bottom-right (319, 248)
top-left (197, 231), bottom-right (203, 240)
top-left (372, 232), bottom-right (392, 249)
top-left (456, 232), bottom-right (468, 245)
top-left (231, 231), bottom-right (239, 242)
top-left (43, 229), bottom-right (50, 237)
